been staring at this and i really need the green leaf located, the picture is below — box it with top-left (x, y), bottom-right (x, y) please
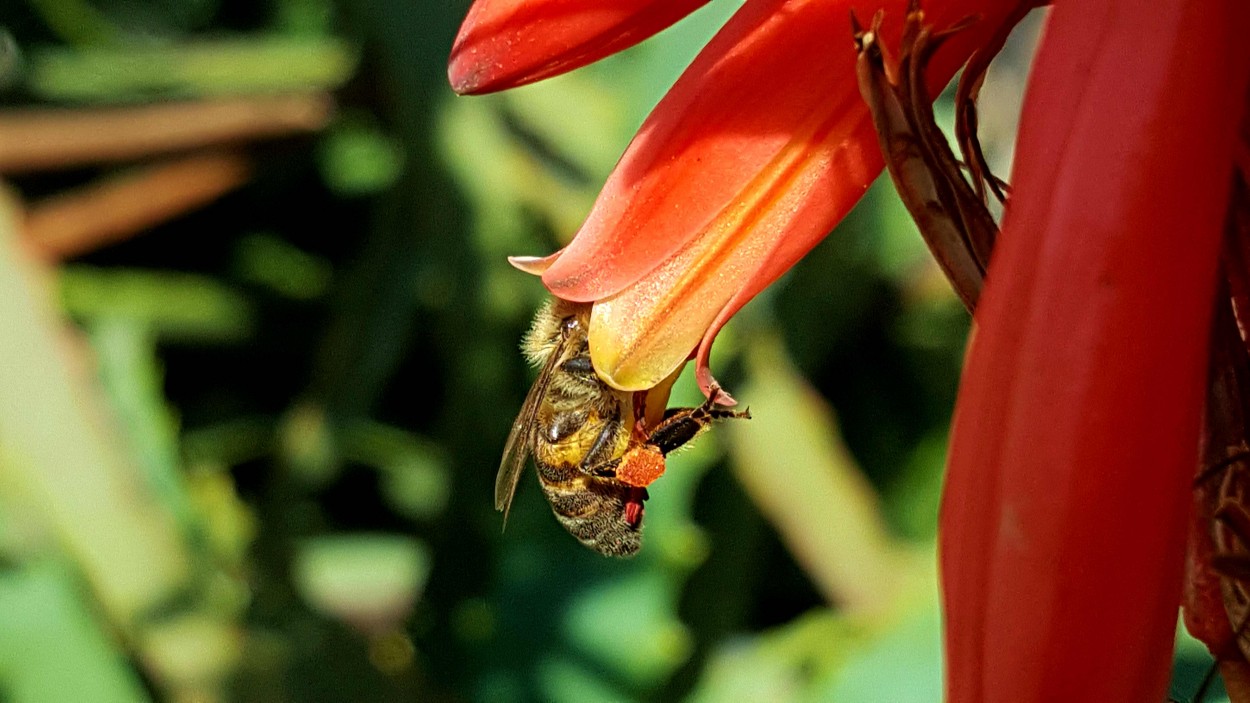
top-left (339, 420), bottom-right (450, 521)
top-left (61, 267), bottom-right (253, 343)
top-left (234, 233), bottom-right (333, 300)
top-left (318, 118), bottom-right (405, 196)
top-left (818, 605), bottom-right (944, 703)
top-left (29, 37), bottom-right (357, 102)
top-left (0, 194), bottom-right (191, 625)
top-left (688, 610), bottom-right (850, 703)
top-left (726, 332), bottom-right (911, 614)
top-left (90, 319), bottom-right (194, 527)
top-left (0, 561), bottom-right (151, 703)
top-left (562, 571), bottom-right (693, 685)
top-left (293, 534), bottom-right (431, 633)
top-left (537, 657), bottom-right (632, 703)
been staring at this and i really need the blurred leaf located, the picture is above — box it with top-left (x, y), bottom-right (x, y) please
top-left (503, 77), bottom-right (634, 184)
top-left (138, 614), bottom-right (245, 698)
top-left (450, 597), bottom-right (496, 644)
top-left (183, 468), bottom-right (257, 568)
top-left (580, 0), bottom-right (748, 129)
top-left (0, 30), bottom-right (20, 90)
top-left (818, 603), bottom-right (943, 703)
top-left (28, 38), bottom-right (356, 102)
top-left (234, 232), bottom-right (333, 300)
top-left (438, 69), bottom-right (649, 327)
top-left (29, 0), bottom-right (224, 43)
top-left (61, 266), bottom-right (253, 343)
top-left (0, 561), bottom-right (151, 703)
top-left (318, 117), bottom-right (405, 196)
top-left (892, 297), bottom-right (968, 350)
top-left (380, 464), bottom-right (450, 521)
top-left (438, 92), bottom-right (598, 258)
top-left (473, 670), bottom-right (526, 703)
top-left (293, 534), bottom-right (431, 634)
top-left (25, 0), bottom-right (123, 47)
top-left (89, 319), bottom-right (194, 526)
top-left (537, 658), bottom-right (632, 703)
top-left (272, 0), bottom-right (337, 36)
top-left (278, 401), bottom-right (339, 485)
top-left (339, 420), bottom-right (450, 521)
top-left (880, 431), bottom-right (947, 542)
top-left (690, 595), bottom-right (946, 703)
top-left (863, 177), bottom-right (931, 282)
top-left (563, 571), bottom-right (692, 685)
top-left (181, 416), bottom-right (275, 469)
top-left (726, 331), bottom-right (912, 614)
top-left (687, 610), bottom-right (849, 703)
top-left (0, 190), bottom-right (190, 624)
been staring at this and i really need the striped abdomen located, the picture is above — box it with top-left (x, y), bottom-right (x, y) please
top-left (532, 390), bottom-right (645, 557)
top-left (535, 466), bottom-right (645, 557)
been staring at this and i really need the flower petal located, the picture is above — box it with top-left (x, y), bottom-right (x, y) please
top-left (448, 0), bottom-right (709, 95)
top-left (546, 0), bottom-right (1013, 391)
top-left (507, 250), bottom-right (563, 276)
top-left (940, 0), bottom-right (1250, 700)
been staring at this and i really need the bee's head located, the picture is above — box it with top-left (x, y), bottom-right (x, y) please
top-left (521, 298), bottom-right (590, 366)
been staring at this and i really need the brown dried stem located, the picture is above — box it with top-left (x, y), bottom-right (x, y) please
top-left (853, 3), bottom-right (1002, 312)
top-left (0, 93), bottom-right (332, 174)
top-left (904, 16), bottom-right (999, 273)
top-left (953, 2), bottom-right (1035, 204)
top-left (23, 151), bottom-right (252, 261)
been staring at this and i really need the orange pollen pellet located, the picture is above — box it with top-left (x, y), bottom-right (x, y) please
top-left (616, 445), bottom-right (666, 488)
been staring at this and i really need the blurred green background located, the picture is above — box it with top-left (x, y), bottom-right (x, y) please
top-left (0, 1), bottom-right (1224, 702)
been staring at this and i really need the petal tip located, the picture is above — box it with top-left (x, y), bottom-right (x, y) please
top-left (447, 51), bottom-right (489, 95)
top-left (508, 251), bottom-right (563, 276)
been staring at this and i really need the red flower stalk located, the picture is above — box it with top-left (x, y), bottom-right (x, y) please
top-left (940, 0), bottom-right (1250, 700)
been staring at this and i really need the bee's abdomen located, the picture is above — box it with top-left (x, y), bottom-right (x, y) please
top-left (538, 477), bottom-right (640, 557)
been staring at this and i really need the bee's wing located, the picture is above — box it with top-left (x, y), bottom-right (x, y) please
top-left (496, 336), bottom-right (567, 525)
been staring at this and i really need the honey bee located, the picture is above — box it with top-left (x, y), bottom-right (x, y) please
top-left (497, 298), bottom-right (748, 556)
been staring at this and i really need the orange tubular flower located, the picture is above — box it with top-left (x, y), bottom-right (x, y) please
top-left (458, 0), bottom-right (1012, 395)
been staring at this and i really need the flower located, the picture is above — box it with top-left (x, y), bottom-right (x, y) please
top-left (937, 0), bottom-right (1250, 700)
top-left (451, 0), bottom-right (1250, 698)
top-left (452, 0), bottom-right (1014, 395)
top-left (448, 0), bottom-right (711, 95)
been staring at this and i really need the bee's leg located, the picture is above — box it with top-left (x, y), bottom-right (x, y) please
top-left (580, 406), bottom-right (625, 474)
top-left (645, 408), bottom-right (726, 456)
top-left (545, 409), bottom-right (588, 443)
top-left (559, 353), bottom-right (596, 378)
top-left (585, 457), bottom-right (622, 479)
top-left (646, 387), bottom-right (750, 456)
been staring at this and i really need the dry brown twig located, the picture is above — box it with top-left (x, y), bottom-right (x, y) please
top-left (3, 92), bottom-right (334, 259)
top-left (0, 93), bottom-right (332, 174)
top-left (23, 150), bottom-right (252, 261)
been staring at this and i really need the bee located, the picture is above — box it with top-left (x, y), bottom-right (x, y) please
top-left (496, 298), bottom-right (748, 557)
